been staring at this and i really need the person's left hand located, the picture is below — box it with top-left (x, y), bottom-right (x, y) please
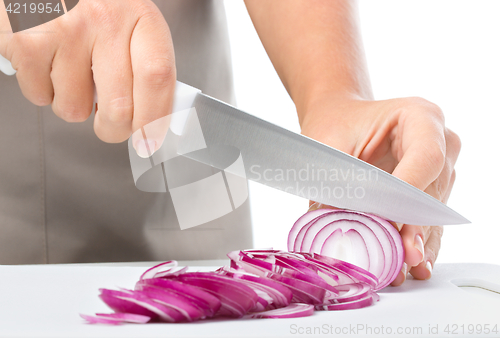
top-left (300, 96), bottom-right (461, 285)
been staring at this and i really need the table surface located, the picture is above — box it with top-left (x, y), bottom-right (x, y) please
top-left (1, 261), bottom-right (500, 338)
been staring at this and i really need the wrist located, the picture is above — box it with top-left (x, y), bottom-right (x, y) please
top-left (296, 89), bottom-right (368, 128)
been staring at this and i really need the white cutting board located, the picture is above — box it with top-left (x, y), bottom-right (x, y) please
top-left (0, 262), bottom-right (499, 338)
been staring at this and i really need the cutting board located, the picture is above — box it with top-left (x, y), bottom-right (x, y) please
top-left (0, 262), bottom-right (499, 338)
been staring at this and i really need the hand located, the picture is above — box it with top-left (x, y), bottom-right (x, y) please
top-left (300, 96), bottom-right (461, 285)
top-left (0, 0), bottom-right (176, 156)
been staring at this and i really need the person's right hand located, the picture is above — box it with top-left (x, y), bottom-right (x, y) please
top-left (0, 0), bottom-right (176, 157)
top-left (300, 96), bottom-right (461, 286)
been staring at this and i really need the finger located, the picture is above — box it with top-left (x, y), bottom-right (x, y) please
top-left (390, 262), bottom-right (407, 287)
top-left (130, 3), bottom-right (176, 157)
top-left (92, 9), bottom-right (136, 143)
top-left (409, 226), bottom-right (444, 280)
top-left (407, 168), bottom-right (455, 280)
top-left (395, 125), bottom-right (460, 269)
top-left (8, 25), bottom-right (57, 105)
top-left (399, 223), bottom-right (429, 267)
top-left (399, 165), bottom-right (456, 278)
top-left (51, 28), bottom-right (93, 122)
top-left (398, 149), bottom-right (452, 268)
top-left (442, 170), bottom-right (456, 204)
top-left (423, 128), bottom-right (461, 201)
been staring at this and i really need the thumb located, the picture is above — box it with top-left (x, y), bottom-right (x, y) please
top-left (390, 109), bottom-right (446, 191)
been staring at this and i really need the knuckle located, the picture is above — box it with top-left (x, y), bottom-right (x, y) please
top-left (101, 97), bottom-right (134, 124)
top-left (132, 0), bottom-right (162, 16)
top-left (447, 129), bottom-right (462, 154)
top-left (53, 102), bottom-right (90, 123)
top-left (138, 59), bottom-right (175, 88)
top-left (449, 169), bottom-right (457, 186)
top-left (401, 97), bottom-right (445, 121)
top-left (86, 0), bottom-right (117, 21)
top-left (31, 94), bottom-right (53, 107)
top-left (425, 144), bottom-right (446, 171)
top-left (84, 0), bottom-right (129, 34)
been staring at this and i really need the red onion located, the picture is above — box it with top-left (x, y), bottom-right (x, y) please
top-left (82, 208), bottom-right (405, 324)
top-left (244, 303), bottom-right (314, 319)
top-left (288, 209), bottom-right (404, 290)
top-left (80, 313), bottom-right (151, 324)
top-left (135, 278), bottom-right (221, 317)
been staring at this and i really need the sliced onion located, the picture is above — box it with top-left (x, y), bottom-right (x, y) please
top-left (84, 208), bottom-right (406, 325)
top-left (139, 261), bottom-right (178, 280)
top-left (135, 278), bottom-right (221, 317)
top-left (99, 289), bottom-right (184, 322)
top-left (323, 283), bottom-right (372, 304)
top-left (169, 272), bottom-right (259, 318)
top-left (136, 287), bottom-right (205, 321)
top-left (315, 294), bottom-right (375, 311)
top-left (80, 313), bottom-right (151, 324)
top-left (302, 253), bottom-right (379, 288)
top-left (245, 303), bottom-right (314, 319)
top-left (218, 268), bottom-right (292, 310)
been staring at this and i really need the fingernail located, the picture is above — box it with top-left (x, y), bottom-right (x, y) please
top-left (414, 234), bottom-right (425, 263)
top-left (401, 262), bottom-right (408, 282)
top-left (136, 139), bottom-right (156, 158)
top-left (425, 261), bottom-right (433, 279)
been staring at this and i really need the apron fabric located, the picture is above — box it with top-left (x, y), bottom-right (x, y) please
top-left (0, 0), bottom-right (253, 264)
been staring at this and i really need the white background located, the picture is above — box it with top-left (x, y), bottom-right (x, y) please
top-left (225, 0), bottom-right (500, 265)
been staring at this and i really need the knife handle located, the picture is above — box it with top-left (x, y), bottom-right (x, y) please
top-left (0, 55), bottom-right (16, 76)
top-left (93, 81), bottom-right (200, 114)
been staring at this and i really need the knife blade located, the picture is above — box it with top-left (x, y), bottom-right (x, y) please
top-left (130, 82), bottom-right (469, 226)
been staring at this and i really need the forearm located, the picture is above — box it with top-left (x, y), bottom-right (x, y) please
top-left (244, 0), bottom-right (373, 124)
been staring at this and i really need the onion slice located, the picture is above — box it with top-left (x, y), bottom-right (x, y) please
top-left (80, 313), bottom-right (151, 325)
top-left (245, 303), bottom-right (314, 319)
top-left (139, 261), bottom-right (178, 280)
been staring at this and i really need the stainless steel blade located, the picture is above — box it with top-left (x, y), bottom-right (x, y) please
top-left (180, 93), bottom-right (469, 226)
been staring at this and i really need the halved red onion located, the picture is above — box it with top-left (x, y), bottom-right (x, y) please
top-left (288, 209), bottom-right (404, 290)
top-left (245, 303), bottom-right (314, 319)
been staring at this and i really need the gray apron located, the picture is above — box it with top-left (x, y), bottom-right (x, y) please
top-left (0, 0), bottom-right (253, 264)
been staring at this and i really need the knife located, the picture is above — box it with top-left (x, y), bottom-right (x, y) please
top-left (128, 82), bottom-right (469, 228)
top-left (0, 57), bottom-right (468, 227)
